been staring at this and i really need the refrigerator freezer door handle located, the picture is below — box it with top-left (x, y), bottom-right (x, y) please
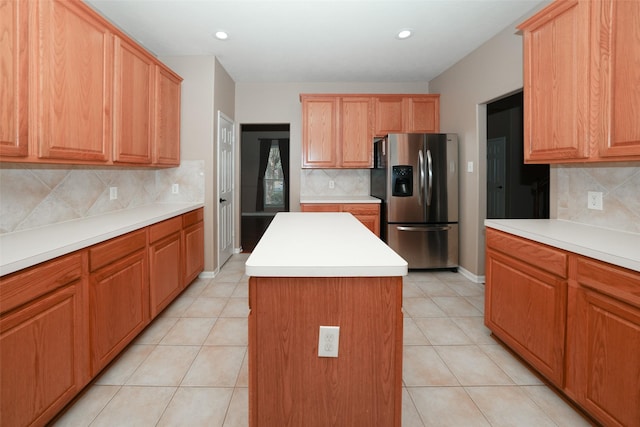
top-left (418, 149), bottom-right (425, 206)
top-left (396, 225), bottom-right (451, 232)
top-left (426, 149), bottom-right (433, 206)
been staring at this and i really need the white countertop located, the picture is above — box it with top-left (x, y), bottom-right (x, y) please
top-left (485, 219), bottom-right (640, 273)
top-left (299, 195), bottom-right (381, 204)
top-left (0, 203), bottom-right (203, 276)
top-left (246, 212), bottom-right (407, 277)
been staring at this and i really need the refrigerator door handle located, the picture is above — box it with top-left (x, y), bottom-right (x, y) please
top-left (418, 149), bottom-right (425, 206)
top-left (426, 149), bottom-right (433, 206)
top-left (396, 225), bottom-right (451, 232)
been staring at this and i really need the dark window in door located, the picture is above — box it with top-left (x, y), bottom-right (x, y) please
top-left (240, 124), bottom-right (290, 252)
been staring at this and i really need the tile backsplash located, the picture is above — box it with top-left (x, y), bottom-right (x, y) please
top-left (300, 169), bottom-right (370, 197)
top-left (0, 160), bottom-right (204, 234)
top-left (555, 163), bottom-right (640, 233)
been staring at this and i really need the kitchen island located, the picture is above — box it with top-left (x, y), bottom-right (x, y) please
top-left (246, 212), bottom-right (407, 427)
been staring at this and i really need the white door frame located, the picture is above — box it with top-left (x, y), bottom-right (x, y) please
top-left (217, 111), bottom-right (235, 268)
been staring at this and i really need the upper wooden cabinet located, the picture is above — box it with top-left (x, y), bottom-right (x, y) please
top-left (0, 0), bottom-right (29, 158)
top-left (301, 94), bottom-right (439, 169)
top-left (0, 0), bottom-right (182, 167)
top-left (35, 0), bottom-right (113, 162)
top-left (154, 66), bottom-right (182, 166)
top-left (113, 36), bottom-right (154, 164)
top-left (374, 95), bottom-right (440, 136)
top-left (593, 0), bottom-right (640, 159)
top-left (301, 95), bottom-right (339, 167)
top-left (519, 0), bottom-right (640, 163)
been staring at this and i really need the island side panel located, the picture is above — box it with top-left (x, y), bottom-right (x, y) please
top-left (248, 276), bottom-right (403, 427)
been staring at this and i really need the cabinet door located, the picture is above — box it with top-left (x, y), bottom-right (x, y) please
top-left (0, 254), bottom-right (88, 427)
top-left (484, 229), bottom-right (568, 386)
top-left (405, 96), bottom-right (439, 133)
top-left (374, 96), bottom-right (404, 135)
top-left (0, 0), bottom-right (28, 158)
top-left (154, 65), bottom-right (181, 166)
top-left (183, 218), bottom-right (205, 286)
top-left (570, 257), bottom-right (640, 427)
top-left (113, 37), bottom-right (153, 164)
top-left (302, 96), bottom-right (338, 168)
top-left (35, 0), bottom-right (112, 162)
top-left (149, 232), bottom-right (182, 317)
top-left (89, 231), bottom-right (148, 375)
top-left (519, 0), bottom-right (590, 163)
top-left (341, 97), bottom-right (373, 168)
top-left (595, 0), bottom-right (640, 159)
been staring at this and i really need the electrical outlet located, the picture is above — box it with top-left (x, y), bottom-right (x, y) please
top-left (328, 180), bottom-right (335, 189)
top-left (109, 187), bottom-right (118, 200)
top-left (467, 161), bottom-right (474, 173)
top-left (587, 191), bottom-right (603, 210)
top-left (318, 326), bottom-right (339, 358)
top-left (172, 183), bottom-right (179, 194)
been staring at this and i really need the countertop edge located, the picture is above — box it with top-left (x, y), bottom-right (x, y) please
top-left (484, 219), bottom-right (640, 273)
top-left (0, 202), bottom-right (204, 277)
top-left (299, 196), bottom-right (381, 204)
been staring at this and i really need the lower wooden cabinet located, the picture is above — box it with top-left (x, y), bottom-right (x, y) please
top-left (183, 208), bottom-right (205, 286)
top-left (485, 227), bottom-right (640, 427)
top-left (0, 253), bottom-right (89, 427)
top-left (0, 209), bottom-right (204, 426)
top-left (566, 257), bottom-right (640, 427)
top-left (149, 217), bottom-right (182, 317)
top-left (300, 203), bottom-right (380, 237)
top-left (485, 229), bottom-right (568, 387)
top-left (89, 229), bottom-right (149, 375)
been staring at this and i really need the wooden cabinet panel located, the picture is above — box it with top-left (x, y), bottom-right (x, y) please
top-left (341, 97), bottom-right (373, 167)
top-left (183, 209), bottom-right (205, 286)
top-left (595, 0), bottom-right (640, 159)
top-left (374, 96), bottom-right (404, 135)
top-left (113, 37), bottom-right (153, 164)
top-left (0, 253), bottom-right (88, 427)
top-left (485, 245), bottom-right (567, 386)
top-left (89, 231), bottom-right (148, 374)
top-left (35, 0), bottom-right (112, 162)
top-left (154, 66), bottom-right (182, 166)
top-left (519, 0), bottom-right (590, 163)
top-left (149, 217), bottom-right (182, 317)
top-left (0, 0), bottom-right (28, 158)
top-left (249, 276), bottom-right (403, 426)
top-left (568, 257), bottom-right (640, 427)
top-left (405, 96), bottom-right (439, 133)
top-left (301, 96), bottom-right (338, 168)
top-left (300, 203), bottom-right (380, 236)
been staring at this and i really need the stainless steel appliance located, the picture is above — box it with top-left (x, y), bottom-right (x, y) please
top-left (371, 133), bottom-right (458, 269)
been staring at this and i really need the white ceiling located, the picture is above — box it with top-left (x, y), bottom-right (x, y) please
top-left (86, 0), bottom-right (545, 83)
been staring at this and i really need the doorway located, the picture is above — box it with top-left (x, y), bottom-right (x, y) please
top-left (486, 92), bottom-right (549, 219)
top-left (240, 124), bottom-right (290, 252)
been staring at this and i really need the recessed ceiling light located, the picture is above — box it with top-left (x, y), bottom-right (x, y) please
top-left (397, 29), bottom-right (413, 40)
top-left (214, 31), bottom-right (229, 40)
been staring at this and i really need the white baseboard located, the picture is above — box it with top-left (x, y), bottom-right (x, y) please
top-left (198, 271), bottom-right (216, 279)
top-left (457, 266), bottom-right (485, 284)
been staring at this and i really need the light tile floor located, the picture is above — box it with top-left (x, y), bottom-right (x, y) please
top-left (54, 254), bottom-right (593, 426)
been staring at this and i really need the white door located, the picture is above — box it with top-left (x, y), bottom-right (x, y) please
top-left (487, 137), bottom-right (507, 218)
top-left (217, 111), bottom-right (234, 267)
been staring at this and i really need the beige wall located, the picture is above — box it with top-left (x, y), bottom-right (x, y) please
top-left (160, 56), bottom-right (236, 274)
top-left (428, 5), bottom-right (547, 279)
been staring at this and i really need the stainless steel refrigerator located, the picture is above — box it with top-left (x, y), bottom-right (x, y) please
top-left (371, 133), bottom-right (458, 270)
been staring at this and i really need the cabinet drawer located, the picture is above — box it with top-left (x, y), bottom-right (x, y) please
top-left (183, 208), bottom-right (204, 227)
top-left (300, 204), bottom-right (340, 212)
top-left (149, 216), bottom-right (181, 243)
top-left (89, 229), bottom-right (146, 272)
top-left (341, 204), bottom-right (379, 216)
top-left (0, 253), bottom-right (83, 314)
top-left (576, 256), bottom-right (640, 309)
top-left (486, 229), bottom-right (568, 278)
